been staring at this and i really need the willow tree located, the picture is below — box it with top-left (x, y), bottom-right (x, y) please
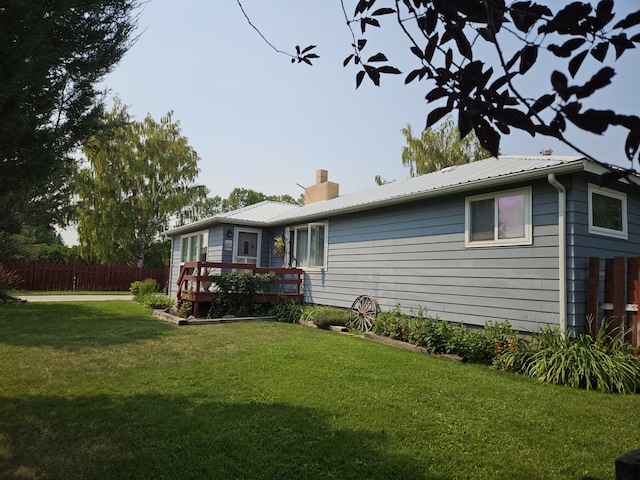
top-left (76, 100), bottom-right (207, 266)
top-left (401, 116), bottom-right (493, 176)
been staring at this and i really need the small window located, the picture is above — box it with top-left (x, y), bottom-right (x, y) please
top-left (465, 187), bottom-right (532, 247)
top-left (588, 184), bottom-right (627, 239)
top-left (291, 222), bottom-right (327, 269)
top-left (180, 231), bottom-right (208, 263)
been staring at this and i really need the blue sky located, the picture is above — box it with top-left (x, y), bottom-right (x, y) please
top-left (99, 0), bottom-right (639, 199)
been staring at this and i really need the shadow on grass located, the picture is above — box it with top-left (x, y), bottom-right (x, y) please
top-left (0, 394), bottom-right (444, 480)
top-left (0, 301), bottom-right (174, 350)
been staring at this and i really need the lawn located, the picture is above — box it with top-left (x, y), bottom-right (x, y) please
top-left (0, 301), bottom-right (638, 479)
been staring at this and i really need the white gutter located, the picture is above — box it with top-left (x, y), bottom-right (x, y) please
top-left (547, 173), bottom-right (567, 333)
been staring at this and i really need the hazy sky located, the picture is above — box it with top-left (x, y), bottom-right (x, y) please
top-left (99, 0), bottom-right (639, 199)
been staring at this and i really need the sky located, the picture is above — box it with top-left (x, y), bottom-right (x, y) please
top-left (61, 0), bottom-right (640, 243)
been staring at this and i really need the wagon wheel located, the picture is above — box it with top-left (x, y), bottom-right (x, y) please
top-left (348, 295), bottom-right (378, 332)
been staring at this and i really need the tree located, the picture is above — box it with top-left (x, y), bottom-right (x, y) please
top-left (239, 1), bottom-right (640, 175)
top-left (76, 100), bottom-right (207, 267)
top-left (186, 189), bottom-right (304, 223)
top-left (0, 1), bottom-right (140, 235)
top-left (401, 116), bottom-right (493, 176)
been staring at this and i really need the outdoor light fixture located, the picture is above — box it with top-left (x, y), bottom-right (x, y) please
top-left (227, 230), bottom-right (233, 238)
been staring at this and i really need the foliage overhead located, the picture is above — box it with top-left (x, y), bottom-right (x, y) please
top-left (0, 1), bottom-right (141, 235)
top-left (400, 115), bottom-right (493, 176)
top-left (76, 99), bottom-right (207, 267)
top-left (240, 1), bottom-right (640, 172)
top-left (343, 0), bottom-right (640, 171)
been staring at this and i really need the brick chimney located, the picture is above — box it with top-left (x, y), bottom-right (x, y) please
top-left (304, 169), bottom-right (339, 205)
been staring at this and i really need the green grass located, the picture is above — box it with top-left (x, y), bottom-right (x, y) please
top-left (0, 302), bottom-right (638, 479)
top-left (16, 290), bottom-right (130, 295)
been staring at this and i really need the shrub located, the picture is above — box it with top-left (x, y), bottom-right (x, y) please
top-left (137, 293), bottom-right (175, 310)
top-left (208, 271), bottom-right (278, 317)
top-left (130, 278), bottom-right (159, 298)
top-left (521, 324), bottom-right (640, 394)
top-left (0, 265), bottom-right (23, 300)
top-left (176, 300), bottom-right (193, 318)
top-left (268, 299), bottom-right (303, 323)
top-left (373, 305), bottom-right (519, 364)
top-left (300, 305), bottom-right (351, 329)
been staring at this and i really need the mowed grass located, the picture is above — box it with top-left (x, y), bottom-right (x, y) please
top-left (0, 302), bottom-right (638, 479)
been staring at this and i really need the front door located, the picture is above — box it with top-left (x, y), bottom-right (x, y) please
top-left (233, 228), bottom-right (261, 264)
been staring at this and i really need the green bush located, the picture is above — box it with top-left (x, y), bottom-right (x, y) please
top-left (208, 271), bottom-right (278, 317)
top-left (520, 325), bottom-right (640, 394)
top-left (130, 278), bottom-right (159, 298)
top-left (137, 293), bottom-right (175, 310)
top-left (300, 305), bottom-right (351, 329)
top-left (373, 305), bottom-right (518, 364)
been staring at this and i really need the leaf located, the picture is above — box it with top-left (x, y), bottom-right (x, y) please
top-left (550, 112), bottom-right (567, 135)
top-left (568, 49), bottom-right (588, 77)
top-left (458, 108), bottom-right (473, 138)
top-left (519, 45), bottom-right (538, 74)
top-left (590, 42), bottom-right (609, 62)
top-left (343, 54), bottom-right (355, 67)
top-left (550, 70), bottom-right (569, 99)
top-left (613, 10), bottom-right (640, 29)
top-left (548, 38), bottom-right (586, 58)
top-left (610, 33), bottom-right (635, 59)
top-left (301, 45), bottom-right (317, 54)
top-left (473, 117), bottom-right (500, 157)
top-left (377, 65), bottom-right (402, 74)
top-left (424, 8), bottom-right (438, 34)
top-left (356, 70), bottom-right (366, 89)
top-left (368, 52), bottom-right (388, 62)
top-left (566, 108), bottom-right (615, 134)
top-left (364, 65), bottom-right (380, 86)
top-left (410, 46), bottom-right (424, 60)
top-left (372, 7), bottom-right (395, 16)
top-left (510, 1), bottom-right (551, 33)
top-left (575, 66), bottom-right (615, 99)
top-left (529, 93), bottom-right (556, 115)
top-left (354, 0), bottom-right (371, 16)
top-left (406, 68), bottom-right (424, 84)
top-left (426, 106), bottom-right (453, 129)
top-left (625, 128), bottom-right (640, 161)
top-left (425, 34), bottom-right (439, 62)
top-left (425, 87), bottom-right (449, 102)
top-left (489, 72), bottom-right (517, 91)
top-left (357, 39), bottom-right (367, 50)
top-left (505, 50), bottom-right (521, 71)
top-left (448, 25), bottom-right (472, 60)
top-left (493, 108), bottom-right (536, 136)
top-left (445, 48), bottom-right (453, 70)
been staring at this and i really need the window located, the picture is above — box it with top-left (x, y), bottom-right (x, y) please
top-left (180, 231), bottom-right (208, 262)
top-left (588, 184), bottom-right (627, 239)
top-left (291, 222), bottom-right (327, 269)
top-left (465, 187), bottom-right (532, 247)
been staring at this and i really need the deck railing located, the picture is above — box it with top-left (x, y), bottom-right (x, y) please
top-left (176, 261), bottom-right (304, 317)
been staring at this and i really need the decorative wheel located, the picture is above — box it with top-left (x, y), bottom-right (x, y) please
top-left (348, 295), bottom-right (378, 332)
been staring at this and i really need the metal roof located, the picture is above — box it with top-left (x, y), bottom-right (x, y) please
top-left (165, 155), bottom-right (619, 235)
top-left (268, 155), bottom-right (588, 223)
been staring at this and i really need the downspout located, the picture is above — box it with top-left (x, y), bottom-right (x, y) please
top-left (548, 173), bottom-right (567, 333)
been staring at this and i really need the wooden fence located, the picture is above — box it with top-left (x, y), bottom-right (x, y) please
top-left (1, 261), bottom-right (169, 292)
top-left (586, 256), bottom-right (639, 349)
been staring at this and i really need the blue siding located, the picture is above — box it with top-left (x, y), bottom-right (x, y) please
top-left (566, 173), bottom-right (640, 330)
top-left (299, 180), bottom-right (562, 332)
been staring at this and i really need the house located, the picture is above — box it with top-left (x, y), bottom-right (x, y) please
top-left (164, 155), bottom-right (640, 333)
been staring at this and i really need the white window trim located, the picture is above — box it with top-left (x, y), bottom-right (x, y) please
top-left (179, 230), bottom-right (208, 264)
top-left (291, 221), bottom-right (328, 271)
top-left (232, 227), bottom-right (262, 264)
top-left (465, 186), bottom-right (532, 247)
top-left (588, 183), bottom-right (628, 240)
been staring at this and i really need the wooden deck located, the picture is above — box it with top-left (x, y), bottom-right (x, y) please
top-left (177, 262), bottom-right (304, 318)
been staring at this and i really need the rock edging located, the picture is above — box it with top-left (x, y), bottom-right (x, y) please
top-left (364, 331), bottom-right (463, 362)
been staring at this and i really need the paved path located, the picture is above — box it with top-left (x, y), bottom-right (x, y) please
top-left (17, 295), bottom-right (134, 302)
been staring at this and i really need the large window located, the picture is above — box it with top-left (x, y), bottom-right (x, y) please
top-left (180, 231), bottom-right (208, 263)
top-left (291, 222), bottom-right (327, 269)
top-left (465, 187), bottom-right (532, 247)
top-left (588, 184), bottom-right (627, 239)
